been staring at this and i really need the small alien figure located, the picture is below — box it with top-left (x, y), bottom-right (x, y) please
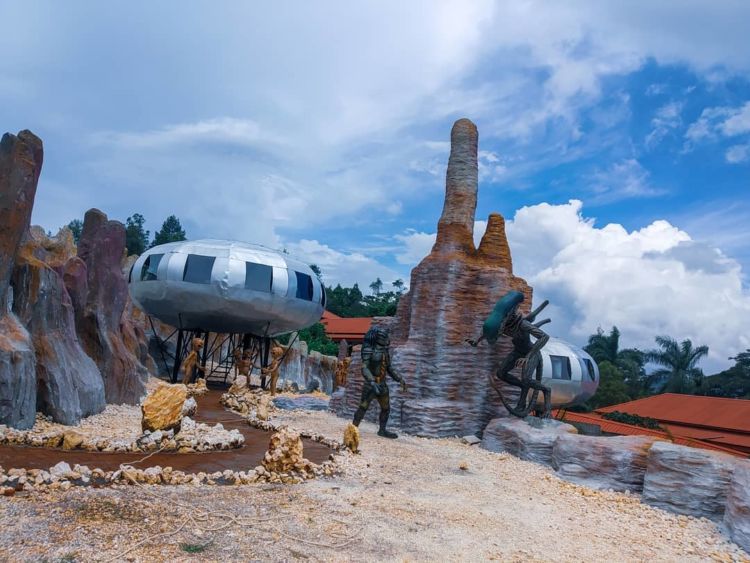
top-left (261, 345), bottom-right (286, 395)
top-left (467, 291), bottom-right (553, 418)
top-left (181, 337), bottom-right (206, 385)
top-left (236, 349), bottom-right (252, 378)
top-left (352, 327), bottom-right (407, 438)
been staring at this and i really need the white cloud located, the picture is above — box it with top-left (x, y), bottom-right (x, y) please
top-left (684, 100), bottom-right (750, 150)
top-left (394, 200), bottom-right (750, 372)
top-left (645, 101), bottom-right (683, 148)
top-left (726, 143), bottom-right (750, 163)
top-left (720, 101), bottom-right (750, 136)
top-left (587, 159), bottom-right (664, 203)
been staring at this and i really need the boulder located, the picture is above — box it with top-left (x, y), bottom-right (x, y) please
top-left (481, 417), bottom-right (577, 466)
top-left (141, 383), bottom-right (188, 432)
top-left (278, 338), bottom-right (337, 394)
top-left (642, 441), bottom-right (736, 521)
top-left (330, 119), bottom-right (533, 437)
top-left (62, 430), bottom-right (85, 450)
top-left (552, 433), bottom-right (660, 492)
top-left (724, 461), bottom-right (750, 553)
top-left (12, 230), bottom-right (106, 424)
top-left (73, 208), bottom-right (148, 404)
top-left (0, 130), bottom-right (43, 429)
top-left (262, 428), bottom-right (314, 475)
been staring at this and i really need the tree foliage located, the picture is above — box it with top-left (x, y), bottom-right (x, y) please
top-left (278, 323), bottom-right (339, 356)
top-left (587, 360), bottom-right (632, 409)
top-left (601, 411), bottom-right (662, 430)
top-left (125, 213), bottom-right (149, 256)
top-left (694, 349), bottom-right (750, 399)
top-left (584, 326), bottom-right (646, 400)
top-left (151, 215), bottom-right (186, 247)
top-left (645, 335), bottom-right (708, 394)
top-left (67, 219), bottom-right (83, 244)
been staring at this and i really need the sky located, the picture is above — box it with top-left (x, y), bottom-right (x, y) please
top-left (1, 1), bottom-right (749, 372)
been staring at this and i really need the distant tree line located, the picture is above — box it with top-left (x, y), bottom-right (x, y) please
top-left (581, 326), bottom-right (750, 410)
top-left (66, 213), bottom-right (187, 255)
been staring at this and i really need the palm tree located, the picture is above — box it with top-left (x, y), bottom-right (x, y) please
top-left (645, 336), bottom-right (709, 394)
top-left (585, 326), bottom-right (621, 364)
top-left (585, 327), bottom-right (646, 397)
top-left (369, 277), bottom-right (383, 295)
top-left (392, 278), bottom-right (405, 294)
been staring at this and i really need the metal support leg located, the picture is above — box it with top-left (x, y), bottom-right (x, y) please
top-left (172, 329), bottom-right (184, 383)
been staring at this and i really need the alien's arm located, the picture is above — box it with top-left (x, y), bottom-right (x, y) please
top-left (524, 299), bottom-right (549, 323)
top-left (361, 362), bottom-right (376, 384)
top-left (386, 353), bottom-right (403, 382)
top-left (522, 320), bottom-right (549, 359)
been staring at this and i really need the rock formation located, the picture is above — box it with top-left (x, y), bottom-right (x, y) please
top-left (724, 461), bottom-right (750, 553)
top-left (12, 228), bottom-right (106, 424)
top-left (262, 428), bottom-right (315, 476)
top-left (278, 338), bottom-right (338, 394)
top-left (72, 208), bottom-right (148, 403)
top-left (552, 433), bottom-right (659, 493)
top-left (331, 119), bottom-right (532, 437)
top-left (0, 131), bottom-right (44, 428)
top-left (642, 441), bottom-right (736, 521)
top-left (141, 383), bottom-right (189, 432)
top-left (481, 417), bottom-right (577, 467)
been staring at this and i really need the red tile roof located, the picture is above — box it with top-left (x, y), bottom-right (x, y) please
top-left (320, 311), bottom-right (372, 341)
top-left (555, 410), bottom-right (747, 457)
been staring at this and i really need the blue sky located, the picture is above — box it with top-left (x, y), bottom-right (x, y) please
top-left (2, 2), bottom-right (749, 371)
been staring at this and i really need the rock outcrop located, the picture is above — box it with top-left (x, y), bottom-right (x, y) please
top-left (481, 417), bottom-right (577, 467)
top-left (12, 229), bottom-right (106, 424)
top-left (277, 337), bottom-right (337, 394)
top-left (141, 383), bottom-right (189, 432)
top-left (73, 208), bottom-right (148, 404)
top-left (724, 461), bottom-right (750, 553)
top-left (642, 441), bottom-right (737, 521)
top-left (262, 428), bottom-right (315, 477)
top-left (552, 433), bottom-right (659, 492)
top-left (331, 119), bottom-right (532, 437)
top-left (0, 131), bottom-right (43, 429)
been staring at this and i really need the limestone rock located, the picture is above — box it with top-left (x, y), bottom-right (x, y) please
top-left (332, 119), bottom-right (532, 437)
top-left (73, 208), bottom-right (148, 404)
top-left (12, 230), bottom-right (106, 424)
top-left (141, 383), bottom-right (188, 432)
top-left (278, 338), bottom-right (337, 394)
top-left (62, 430), bottom-right (85, 450)
top-left (262, 428), bottom-right (314, 475)
top-left (481, 417), bottom-right (577, 467)
top-left (724, 461), bottom-right (750, 553)
top-left (181, 396), bottom-right (197, 418)
top-left (0, 130), bottom-right (43, 429)
top-left (343, 423), bottom-right (360, 453)
top-left (642, 441), bottom-right (736, 521)
top-left (228, 375), bottom-right (248, 394)
top-left (552, 433), bottom-right (660, 492)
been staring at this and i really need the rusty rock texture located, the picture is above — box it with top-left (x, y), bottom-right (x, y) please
top-left (481, 417), bottom-right (578, 467)
top-left (552, 433), bottom-right (660, 493)
top-left (331, 119), bottom-right (532, 437)
top-left (277, 338), bottom-right (337, 394)
top-left (73, 209), bottom-right (148, 404)
top-left (0, 131), bottom-right (43, 428)
top-left (724, 461), bottom-right (750, 553)
top-left (642, 441), bottom-right (737, 521)
top-left (12, 228), bottom-right (106, 424)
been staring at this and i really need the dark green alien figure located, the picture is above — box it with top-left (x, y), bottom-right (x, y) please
top-left (467, 290), bottom-right (553, 418)
top-left (352, 326), bottom-right (407, 438)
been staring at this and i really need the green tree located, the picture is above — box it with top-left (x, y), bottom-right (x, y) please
top-left (288, 323), bottom-right (338, 356)
top-left (67, 219), bottom-right (83, 244)
top-left (151, 215), bottom-right (186, 247)
top-left (585, 326), bottom-right (646, 397)
top-left (645, 336), bottom-right (709, 394)
top-left (392, 278), bottom-right (405, 294)
top-left (310, 264), bottom-right (322, 278)
top-left (695, 349), bottom-right (750, 399)
top-left (369, 277), bottom-right (383, 295)
top-left (587, 361), bottom-right (632, 409)
top-left (125, 213), bottom-right (149, 255)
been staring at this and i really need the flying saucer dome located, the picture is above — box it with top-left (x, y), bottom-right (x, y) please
top-left (128, 239), bottom-right (324, 335)
top-left (539, 338), bottom-right (600, 407)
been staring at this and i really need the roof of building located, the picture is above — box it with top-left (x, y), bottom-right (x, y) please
top-left (320, 310), bottom-right (372, 341)
top-left (597, 393), bottom-right (750, 434)
top-left (555, 410), bottom-right (748, 458)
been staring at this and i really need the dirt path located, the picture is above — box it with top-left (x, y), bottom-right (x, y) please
top-left (0, 408), bottom-right (747, 562)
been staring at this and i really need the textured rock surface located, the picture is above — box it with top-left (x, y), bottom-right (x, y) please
top-left (724, 461), bottom-right (750, 553)
top-left (74, 208), bottom-right (148, 404)
top-left (273, 395), bottom-right (329, 411)
top-left (277, 338), bottom-right (337, 394)
top-left (141, 383), bottom-right (188, 432)
top-left (331, 119), bottom-right (532, 437)
top-left (12, 230), bottom-right (106, 424)
top-left (262, 428), bottom-right (314, 476)
top-left (481, 417), bottom-right (577, 466)
top-left (552, 433), bottom-right (660, 492)
top-left (0, 131), bottom-right (43, 429)
top-left (642, 441), bottom-right (736, 521)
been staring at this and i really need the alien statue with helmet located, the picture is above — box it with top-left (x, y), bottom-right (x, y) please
top-left (352, 326), bottom-right (407, 438)
top-left (467, 290), bottom-right (553, 418)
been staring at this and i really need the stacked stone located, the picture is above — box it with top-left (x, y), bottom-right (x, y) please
top-left (481, 417), bottom-right (578, 466)
top-left (331, 119), bottom-right (532, 437)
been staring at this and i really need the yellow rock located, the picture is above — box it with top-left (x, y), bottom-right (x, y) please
top-left (343, 423), bottom-right (360, 454)
top-left (61, 431), bottom-right (84, 450)
top-left (141, 383), bottom-right (188, 432)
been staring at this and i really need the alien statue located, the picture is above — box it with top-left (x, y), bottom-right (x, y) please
top-left (467, 290), bottom-right (553, 418)
top-left (352, 326), bottom-right (407, 438)
top-left (261, 344), bottom-right (286, 395)
top-left (181, 337), bottom-right (206, 385)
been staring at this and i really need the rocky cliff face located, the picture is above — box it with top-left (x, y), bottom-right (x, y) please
top-left (0, 131), bottom-right (43, 428)
top-left (0, 128), bottom-right (151, 428)
top-left (72, 209), bottom-right (148, 404)
top-left (277, 338), bottom-right (338, 394)
top-left (331, 119), bottom-right (532, 437)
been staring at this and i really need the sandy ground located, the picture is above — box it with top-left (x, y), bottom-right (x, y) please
top-left (0, 408), bottom-right (748, 562)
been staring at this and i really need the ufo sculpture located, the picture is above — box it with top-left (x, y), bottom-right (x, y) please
top-left (128, 239), bottom-right (325, 383)
top-left (537, 337), bottom-right (600, 407)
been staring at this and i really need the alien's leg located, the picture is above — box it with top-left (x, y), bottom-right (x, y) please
top-left (352, 383), bottom-right (375, 426)
top-left (376, 388), bottom-right (397, 438)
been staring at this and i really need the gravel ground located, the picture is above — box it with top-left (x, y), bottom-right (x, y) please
top-left (0, 408), bottom-right (748, 562)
